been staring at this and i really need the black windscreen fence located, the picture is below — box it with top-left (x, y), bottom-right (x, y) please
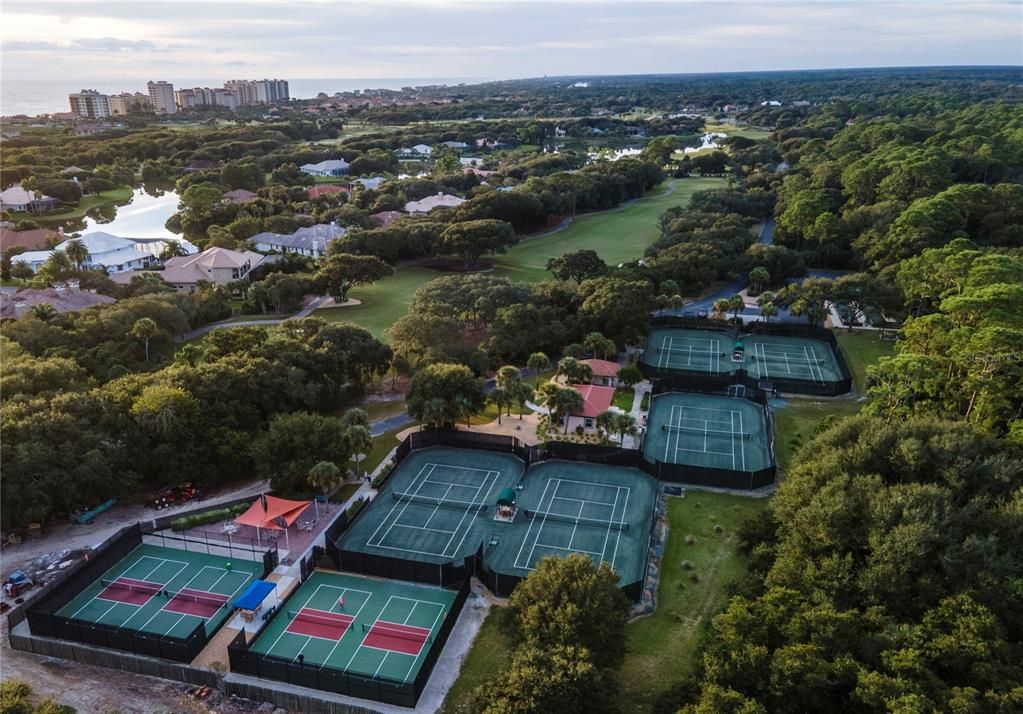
top-left (228, 578), bottom-right (470, 707)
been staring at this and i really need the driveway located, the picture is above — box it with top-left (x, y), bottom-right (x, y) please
top-left (176, 295), bottom-right (333, 342)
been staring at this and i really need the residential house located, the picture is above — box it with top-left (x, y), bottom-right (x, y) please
top-left (372, 210), bottom-right (404, 227)
top-left (441, 141), bottom-right (468, 149)
top-left (396, 144), bottom-right (433, 158)
top-left (250, 223), bottom-right (346, 258)
top-left (14, 231), bottom-right (197, 274)
top-left (307, 185), bottom-right (349, 199)
top-left (1, 281), bottom-right (115, 319)
top-left (0, 226), bottom-right (63, 253)
top-left (475, 138), bottom-right (504, 149)
top-left (404, 193), bottom-right (465, 213)
top-left (123, 247), bottom-right (265, 292)
top-left (223, 189), bottom-right (258, 204)
top-left (349, 176), bottom-right (387, 191)
top-left (563, 384), bottom-right (616, 432)
top-left (459, 157), bottom-right (487, 167)
top-left (464, 167), bottom-right (496, 178)
top-left (300, 159), bottom-right (350, 177)
top-left (580, 359), bottom-right (622, 388)
top-left (0, 185), bottom-right (61, 214)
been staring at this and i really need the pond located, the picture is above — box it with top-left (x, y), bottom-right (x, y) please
top-left (64, 188), bottom-right (180, 238)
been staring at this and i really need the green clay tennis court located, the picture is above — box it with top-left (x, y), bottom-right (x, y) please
top-left (483, 461), bottom-right (657, 586)
top-left (640, 328), bottom-right (843, 384)
top-left (644, 392), bottom-right (772, 472)
top-left (56, 543), bottom-right (261, 639)
top-left (248, 571), bottom-right (455, 682)
top-left (339, 447), bottom-right (525, 564)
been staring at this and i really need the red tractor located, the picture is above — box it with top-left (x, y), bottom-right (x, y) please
top-left (148, 482), bottom-right (203, 510)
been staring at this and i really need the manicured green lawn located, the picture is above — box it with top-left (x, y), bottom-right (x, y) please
top-left (835, 329), bottom-right (896, 395)
top-left (314, 267), bottom-right (440, 340)
top-left (439, 607), bottom-right (515, 714)
top-left (618, 493), bottom-right (768, 713)
top-left (490, 177), bottom-right (725, 283)
top-left (703, 120), bottom-right (773, 141)
top-left (362, 423), bottom-right (416, 475)
top-left (12, 186), bottom-right (134, 224)
top-left (773, 398), bottom-right (862, 473)
top-left (613, 387), bottom-right (635, 411)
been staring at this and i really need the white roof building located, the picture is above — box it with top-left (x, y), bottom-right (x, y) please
top-left (14, 231), bottom-right (198, 274)
top-left (250, 223), bottom-right (347, 258)
top-left (404, 193), bottom-right (465, 214)
top-left (349, 176), bottom-right (387, 191)
top-left (299, 159), bottom-right (350, 177)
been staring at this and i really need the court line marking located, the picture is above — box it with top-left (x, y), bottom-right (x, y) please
top-left (115, 559), bottom-right (191, 628)
top-left (445, 471), bottom-right (500, 558)
top-left (70, 555), bottom-right (183, 619)
top-left (610, 485), bottom-right (630, 572)
top-left (132, 564), bottom-right (229, 634)
top-left (368, 464), bottom-right (438, 546)
top-left (513, 478), bottom-right (556, 569)
top-left (316, 587), bottom-right (372, 667)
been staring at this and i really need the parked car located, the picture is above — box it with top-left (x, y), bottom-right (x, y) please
top-left (696, 308), bottom-right (708, 319)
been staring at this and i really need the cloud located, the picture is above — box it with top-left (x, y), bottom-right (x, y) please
top-left (4, 36), bottom-right (160, 52)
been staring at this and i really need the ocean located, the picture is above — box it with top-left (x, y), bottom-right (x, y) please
top-left (0, 77), bottom-right (497, 117)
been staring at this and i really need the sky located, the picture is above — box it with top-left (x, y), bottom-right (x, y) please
top-left (2, 0), bottom-right (1021, 85)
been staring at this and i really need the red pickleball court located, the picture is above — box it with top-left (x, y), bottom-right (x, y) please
top-left (285, 607), bottom-right (354, 640)
top-left (162, 588), bottom-right (230, 618)
top-left (364, 621), bottom-right (431, 656)
top-left (96, 577), bottom-right (163, 606)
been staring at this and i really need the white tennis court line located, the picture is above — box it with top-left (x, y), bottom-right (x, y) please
top-left (368, 463), bottom-right (438, 546)
top-left (111, 559), bottom-right (190, 627)
top-left (513, 478), bottom-right (557, 569)
top-left (310, 586), bottom-right (372, 665)
top-left (131, 564), bottom-right (229, 633)
top-left (75, 555), bottom-right (178, 618)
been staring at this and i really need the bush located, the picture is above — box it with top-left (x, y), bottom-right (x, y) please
top-left (347, 497), bottom-right (367, 518)
top-left (170, 502), bottom-right (249, 531)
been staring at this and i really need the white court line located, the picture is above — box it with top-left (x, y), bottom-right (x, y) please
top-left (526, 479), bottom-right (562, 567)
top-left (436, 475), bottom-right (488, 557)
top-left (402, 603), bottom-right (447, 683)
top-left (309, 587), bottom-right (371, 665)
top-left (391, 523), bottom-right (457, 536)
top-left (597, 486), bottom-right (622, 568)
top-left (132, 563), bottom-right (221, 633)
top-left (368, 464), bottom-right (438, 546)
top-left (70, 555), bottom-right (175, 619)
top-left (446, 470), bottom-right (500, 558)
top-left (514, 478), bottom-right (556, 569)
top-left (117, 560), bottom-right (191, 628)
top-left (728, 412), bottom-right (736, 470)
top-left (610, 486), bottom-right (630, 572)
top-left (739, 410), bottom-right (747, 471)
top-left (527, 542), bottom-right (604, 558)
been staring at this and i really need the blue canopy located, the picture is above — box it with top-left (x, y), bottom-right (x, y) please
top-left (234, 579), bottom-right (276, 610)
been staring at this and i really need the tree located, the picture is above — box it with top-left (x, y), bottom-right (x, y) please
top-left (507, 553), bottom-right (631, 668)
top-left (597, 410), bottom-right (638, 445)
top-left (537, 382), bottom-right (584, 434)
top-left (557, 356), bottom-right (592, 385)
top-left (307, 461), bottom-right (342, 495)
top-left (344, 424), bottom-right (373, 477)
top-left (510, 381), bottom-right (535, 420)
top-left (387, 313), bottom-right (463, 367)
top-left (490, 387), bottom-right (510, 425)
top-left (618, 364), bottom-right (643, 388)
top-left (712, 298), bottom-right (731, 320)
top-left (583, 332), bottom-right (617, 361)
top-left (748, 266), bottom-right (770, 295)
top-left (254, 412), bottom-right (352, 496)
top-left (547, 250), bottom-right (608, 282)
top-left (63, 238), bottom-right (88, 270)
top-left (316, 253), bottom-right (393, 303)
top-left (406, 363), bottom-right (485, 427)
top-left (432, 144), bottom-right (461, 175)
top-left (129, 317), bottom-right (160, 361)
top-left (727, 294), bottom-right (745, 321)
top-left (11, 260), bottom-right (33, 283)
top-left (670, 294), bottom-right (685, 315)
top-left (160, 240), bottom-right (187, 261)
top-left (526, 352), bottom-right (551, 385)
top-left (777, 279), bottom-right (831, 327)
top-left (470, 644), bottom-right (618, 714)
top-left (29, 304), bottom-right (56, 322)
top-left (496, 365), bottom-right (522, 415)
top-left (439, 219), bottom-right (518, 269)
top-left (829, 272), bottom-right (902, 331)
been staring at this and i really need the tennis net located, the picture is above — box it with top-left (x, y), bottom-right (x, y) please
top-left (656, 346), bottom-right (720, 355)
top-left (523, 510), bottom-right (629, 531)
top-left (363, 622), bottom-right (432, 643)
top-left (100, 578), bottom-right (162, 595)
top-left (392, 491), bottom-right (487, 512)
top-left (289, 609), bottom-right (351, 628)
top-left (662, 424), bottom-right (751, 440)
top-left (167, 588), bottom-right (229, 608)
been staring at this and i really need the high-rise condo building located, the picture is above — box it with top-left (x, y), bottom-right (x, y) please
top-left (68, 90), bottom-right (111, 118)
top-left (147, 81), bottom-right (177, 114)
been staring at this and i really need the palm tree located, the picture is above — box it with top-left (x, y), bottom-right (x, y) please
top-left (670, 294), bottom-right (685, 315)
top-left (496, 365), bottom-right (521, 415)
top-left (63, 239), bottom-right (88, 271)
top-left (727, 294), bottom-right (745, 322)
top-left (584, 332), bottom-right (616, 360)
top-left (44, 251), bottom-right (72, 278)
top-left (30, 303), bottom-right (57, 322)
top-left (511, 382), bottom-right (534, 420)
top-left (552, 387), bottom-right (584, 434)
top-left (562, 343), bottom-right (584, 359)
top-left (130, 317), bottom-right (160, 361)
top-left (490, 387), bottom-right (509, 425)
top-left (160, 240), bottom-right (187, 262)
top-left (748, 266), bottom-right (770, 295)
top-left (307, 461), bottom-right (342, 495)
top-left (760, 301), bottom-right (779, 323)
top-left (612, 412), bottom-right (639, 446)
top-left (454, 395), bottom-right (473, 428)
top-left (557, 357), bottom-right (593, 385)
top-left (712, 298), bottom-right (731, 320)
top-left (422, 397), bottom-right (447, 429)
top-left (595, 410), bottom-right (618, 442)
top-left (344, 425), bottom-right (373, 478)
top-left (526, 352), bottom-right (550, 386)
top-left (11, 261), bottom-right (33, 283)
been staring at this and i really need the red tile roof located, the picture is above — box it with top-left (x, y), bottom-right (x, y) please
top-left (571, 384), bottom-right (616, 419)
top-left (580, 359), bottom-right (621, 378)
top-left (308, 185), bottom-right (349, 199)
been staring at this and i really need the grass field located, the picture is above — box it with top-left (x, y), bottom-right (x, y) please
top-left (617, 493), bottom-right (767, 713)
top-left (703, 121), bottom-right (773, 141)
top-left (314, 178), bottom-right (723, 338)
top-left (773, 398), bottom-right (862, 473)
top-left (613, 388), bottom-right (635, 411)
top-left (835, 330), bottom-right (896, 394)
top-left (438, 607), bottom-right (514, 713)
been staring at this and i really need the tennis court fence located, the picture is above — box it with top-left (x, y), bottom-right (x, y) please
top-left (640, 317), bottom-right (853, 396)
top-left (227, 577), bottom-right (470, 708)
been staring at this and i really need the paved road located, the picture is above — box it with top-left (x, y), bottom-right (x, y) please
top-left (760, 219), bottom-right (775, 245)
top-left (176, 295), bottom-right (332, 342)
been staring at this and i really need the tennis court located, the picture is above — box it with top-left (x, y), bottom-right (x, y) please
top-left (56, 543), bottom-right (261, 639)
top-left (247, 571), bottom-right (455, 684)
top-left (640, 328), bottom-right (843, 385)
top-left (644, 392), bottom-right (772, 472)
top-left (339, 447), bottom-right (524, 564)
top-left (483, 461), bottom-right (656, 586)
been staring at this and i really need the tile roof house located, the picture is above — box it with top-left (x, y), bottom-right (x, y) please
top-left (299, 159), bottom-right (350, 177)
top-left (1, 281), bottom-right (115, 319)
top-left (580, 359), bottom-right (623, 387)
top-left (0, 185), bottom-right (61, 214)
top-left (563, 384), bottom-right (617, 432)
top-left (307, 185), bottom-right (349, 199)
top-left (349, 176), bottom-right (387, 191)
top-left (250, 223), bottom-right (347, 258)
top-left (115, 247), bottom-right (265, 292)
top-left (15, 232), bottom-right (197, 274)
top-left (404, 193), bottom-right (465, 214)
top-left (0, 226), bottom-right (63, 253)
top-left (223, 188), bottom-right (258, 204)
top-left (372, 210), bottom-right (405, 227)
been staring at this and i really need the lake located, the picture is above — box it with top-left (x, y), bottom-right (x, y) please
top-left (69, 188), bottom-right (180, 238)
